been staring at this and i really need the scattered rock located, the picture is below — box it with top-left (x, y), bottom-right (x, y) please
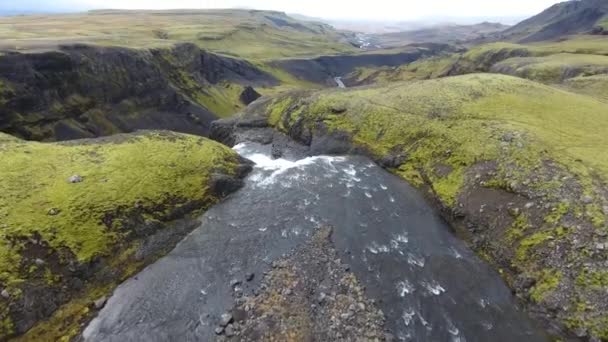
top-left (34, 258), bottom-right (45, 266)
top-left (245, 273), bottom-right (255, 282)
top-left (219, 312), bottom-right (233, 327)
top-left (68, 175), bottom-right (83, 183)
top-left (525, 202), bottom-right (535, 209)
top-left (508, 207), bottom-right (521, 217)
top-left (230, 279), bottom-right (241, 288)
top-left (595, 243), bottom-right (607, 251)
top-left (214, 326), bottom-right (224, 335)
top-left (224, 324), bottom-right (236, 337)
top-left (1, 289), bottom-right (9, 299)
top-left (93, 296), bottom-right (108, 309)
top-left (582, 195), bottom-right (594, 204)
top-left (501, 132), bottom-right (515, 142)
top-left (47, 208), bottom-right (60, 216)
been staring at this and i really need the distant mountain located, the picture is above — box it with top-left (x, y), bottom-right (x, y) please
top-left (374, 22), bottom-right (510, 47)
top-left (502, 0), bottom-right (608, 42)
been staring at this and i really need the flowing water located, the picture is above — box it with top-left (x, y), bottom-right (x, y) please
top-left (83, 142), bottom-right (547, 342)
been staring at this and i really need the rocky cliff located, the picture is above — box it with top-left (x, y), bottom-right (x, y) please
top-left (0, 43), bottom-right (277, 141)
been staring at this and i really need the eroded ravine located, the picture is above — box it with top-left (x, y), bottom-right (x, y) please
top-left (83, 142), bottom-right (547, 342)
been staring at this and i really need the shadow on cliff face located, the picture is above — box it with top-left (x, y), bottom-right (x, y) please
top-left (0, 43), bottom-right (277, 141)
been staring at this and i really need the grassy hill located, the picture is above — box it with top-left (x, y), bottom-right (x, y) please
top-left (247, 74), bottom-right (608, 340)
top-left (0, 131), bottom-right (248, 340)
top-left (0, 9), bottom-right (358, 59)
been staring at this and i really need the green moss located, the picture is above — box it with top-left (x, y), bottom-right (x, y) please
top-left (0, 131), bottom-right (240, 289)
top-left (585, 204), bottom-right (606, 228)
top-left (0, 10), bottom-right (356, 59)
top-left (267, 97), bottom-right (295, 129)
top-left (545, 202), bottom-right (570, 225)
top-left (577, 269), bottom-right (608, 288)
top-left (530, 269), bottom-right (562, 303)
top-left (507, 214), bottom-right (530, 241)
top-left (345, 54), bottom-right (460, 85)
top-left (600, 17), bottom-right (608, 30)
top-left (516, 231), bottom-right (554, 262)
top-left (492, 53), bottom-right (608, 84)
top-left (563, 74), bottom-right (608, 102)
top-left (266, 74), bottom-right (608, 208)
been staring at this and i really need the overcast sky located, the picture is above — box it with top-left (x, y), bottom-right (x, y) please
top-left (1, 0), bottom-right (564, 21)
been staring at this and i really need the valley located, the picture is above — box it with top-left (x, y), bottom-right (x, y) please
top-left (1, 1), bottom-right (608, 341)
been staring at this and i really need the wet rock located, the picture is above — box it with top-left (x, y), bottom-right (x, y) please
top-left (219, 312), bottom-right (233, 327)
top-left (68, 175), bottom-right (83, 183)
top-left (94, 296), bottom-right (108, 309)
top-left (378, 153), bottom-right (408, 169)
top-left (209, 174), bottom-right (245, 198)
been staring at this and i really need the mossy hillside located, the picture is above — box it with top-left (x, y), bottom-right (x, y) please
top-left (253, 63), bottom-right (321, 96)
top-left (344, 54), bottom-right (460, 85)
top-left (562, 74), bottom-right (608, 102)
top-left (0, 131), bottom-right (242, 338)
top-left (0, 10), bottom-right (357, 60)
top-left (491, 53), bottom-right (608, 84)
top-left (600, 17), bottom-right (608, 29)
top-left (266, 74), bottom-right (608, 198)
top-left (452, 42), bottom-right (544, 73)
top-left (530, 35), bottom-right (608, 56)
top-left (259, 74), bottom-right (608, 338)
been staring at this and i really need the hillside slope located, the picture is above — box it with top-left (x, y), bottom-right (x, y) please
top-left (221, 74), bottom-right (608, 340)
top-left (0, 131), bottom-right (251, 340)
top-left (0, 43), bottom-right (277, 141)
top-left (502, 0), bottom-right (608, 42)
top-left (0, 9), bottom-right (358, 59)
top-left (375, 22), bottom-right (509, 47)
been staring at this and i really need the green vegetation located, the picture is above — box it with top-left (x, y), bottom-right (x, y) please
top-left (530, 35), bottom-right (608, 56)
top-left (257, 73), bottom-right (608, 339)
top-left (263, 74), bottom-right (608, 204)
top-left (600, 17), bottom-right (608, 30)
top-left (345, 54), bottom-right (459, 85)
top-left (492, 53), bottom-right (608, 83)
top-left (0, 131), bottom-right (242, 339)
top-left (530, 269), bottom-right (562, 303)
top-left (0, 10), bottom-right (356, 59)
top-left (0, 131), bottom-right (239, 287)
top-left (562, 74), bottom-right (608, 102)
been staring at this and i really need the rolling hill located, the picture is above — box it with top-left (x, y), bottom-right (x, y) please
top-left (501, 0), bottom-right (608, 42)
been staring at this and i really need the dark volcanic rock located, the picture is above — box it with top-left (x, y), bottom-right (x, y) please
top-left (239, 86), bottom-right (262, 105)
top-left (0, 43), bottom-right (277, 141)
top-left (270, 44), bottom-right (458, 85)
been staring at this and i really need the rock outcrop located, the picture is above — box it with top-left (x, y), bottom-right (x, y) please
top-left (0, 43), bottom-right (277, 141)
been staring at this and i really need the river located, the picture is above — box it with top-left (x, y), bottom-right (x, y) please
top-left (83, 142), bottom-right (547, 342)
